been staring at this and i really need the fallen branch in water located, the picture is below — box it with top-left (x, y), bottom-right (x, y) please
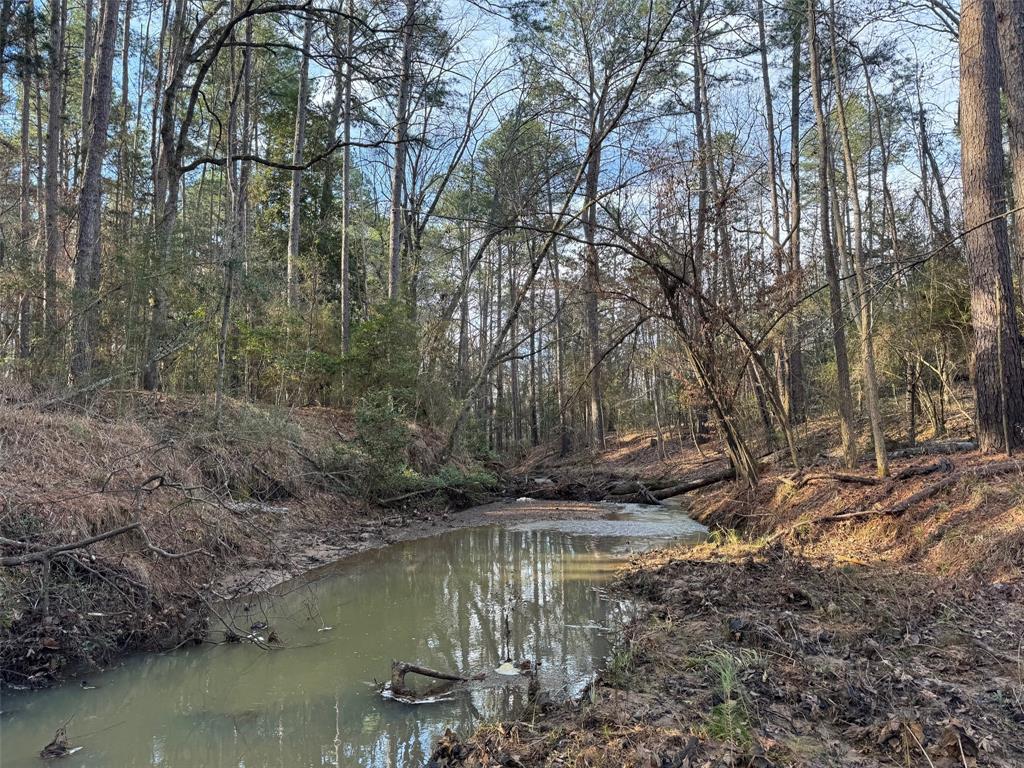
top-left (389, 660), bottom-right (485, 699)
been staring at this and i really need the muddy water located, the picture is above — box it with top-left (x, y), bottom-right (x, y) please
top-left (0, 501), bottom-right (704, 768)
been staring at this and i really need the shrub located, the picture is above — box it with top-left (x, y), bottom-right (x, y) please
top-left (355, 391), bottom-right (410, 491)
top-left (344, 304), bottom-right (419, 409)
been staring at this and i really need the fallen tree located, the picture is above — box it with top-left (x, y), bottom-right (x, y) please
top-left (604, 465), bottom-right (737, 504)
top-left (0, 522), bottom-right (143, 567)
top-left (0, 521), bottom-right (210, 567)
top-left (825, 459), bottom-right (1022, 521)
top-left (887, 441), bottom-right (977, 458)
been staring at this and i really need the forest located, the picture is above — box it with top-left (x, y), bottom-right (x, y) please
top-left (1, 0), bottom-right (1023, 765)
top-left (0, 0), bottom-right (1015, 467)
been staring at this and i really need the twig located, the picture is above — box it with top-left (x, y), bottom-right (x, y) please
top-left (0, 523), bottom-right (142, 567)
top-left (903, 721), bottom-right (937, 768)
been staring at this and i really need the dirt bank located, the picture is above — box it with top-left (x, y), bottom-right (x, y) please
top-left (431, 435), bottom-right (1024, 767)
top-left (0, 393), bottom-right (510, 688)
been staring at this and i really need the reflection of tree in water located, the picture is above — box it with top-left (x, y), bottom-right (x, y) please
top-left (1, 523), bottom-right (641, 768)
top-left (260, 526), bottom-right (628, 766)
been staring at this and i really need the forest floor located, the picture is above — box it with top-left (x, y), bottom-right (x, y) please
top-left (431, 428), bottom-right (1024, 767)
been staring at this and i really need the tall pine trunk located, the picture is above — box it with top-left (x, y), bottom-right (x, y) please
top-left (960, 0), bottom-right (1024, 453)
top-left (994, 0), bottom-right (1024, 271)
top-left (18, 19), bottom-right (32, 359)
top-left (340, 0), bottom-right (354, 351)
top-left (286, 14), bottom-right (312, 309)
top-left (43, 0), bottom-right (64, 337)
top-left (70, 0), bottom-right (120, 384)
top-left (807, 0), bottom-right (857, 467)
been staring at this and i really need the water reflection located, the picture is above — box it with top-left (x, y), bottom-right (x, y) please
top-left (1, 511), bottom-right (703, 768)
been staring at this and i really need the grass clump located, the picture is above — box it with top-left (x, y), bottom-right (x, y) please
top-left (700, 648), bottom-right (763, 748)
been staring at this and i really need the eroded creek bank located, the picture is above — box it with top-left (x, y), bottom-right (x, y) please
top-left (0, 499), bottom-right (706, 767)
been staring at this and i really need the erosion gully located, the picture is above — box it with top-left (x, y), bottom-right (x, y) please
top-left (0, 499), bottom-right (705, 767)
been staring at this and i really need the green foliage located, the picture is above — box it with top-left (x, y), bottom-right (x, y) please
top-left (603, 644), bottom-right (636, 688)
top-left (431, 464), bottom-right (499, 495)
top-left (702, 649), bottom-right (762, 747)
top-left (354, 390), bottom-right (410, 488)
top-left (344, 304), bottom-right (420, 409)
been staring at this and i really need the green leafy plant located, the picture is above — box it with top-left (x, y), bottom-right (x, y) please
top-left (355, 391), bottom-right (410, 492)
top-left (344, 304), bottom-right (419, 409)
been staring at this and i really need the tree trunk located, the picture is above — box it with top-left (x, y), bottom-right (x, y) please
top-left (550, 219), bottom-right (570, 456)
top-left (43, 0), bottom-right (64, 337)
top-left (143, 0), bottom-right (184, 391)
top-left (994, 0), bottom-right (1024, 272)
top-left (78, 0), bottom-right (95, 181)
top-left (387, 0), bottom-right (415, 301)
top-left (757, 0), bottom-right (788, 418)
top-left (18, 16), bottom-right (32, 359)
top-left (583, 134), bottom-right (604, 448)
top-left (215, 3), bottom-right (247, 423)
top-left (807, 0), bottom-right (857, 467)
top-left (458, 217), bottom-right (470, 396)
top-left (529, 274), bottom-right (540, 447)
top-left (905, 357), bottom-right (918, 446)
top-left (286, 14), bottom-right (312, 309)
top-left (786, 13), bottom-right (804, 423)
top-left (340, 0), bottom-right (354, 352)
top-left (70, 0), bottom-right (120, 384)
top-left (828, 0), bottom-right (888, 476)
top-left (0, 0), bottom-right (14, 105)
top-left (961, 0), bottom-right (1024, 453)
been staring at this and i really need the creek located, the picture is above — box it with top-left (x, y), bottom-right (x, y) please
top-left (0, 500), bottom-right (705, 767)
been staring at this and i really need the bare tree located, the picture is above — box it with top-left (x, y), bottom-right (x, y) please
top-left (828, 0), bottom-right (888, 476)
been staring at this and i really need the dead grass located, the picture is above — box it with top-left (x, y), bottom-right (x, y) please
top-left (692, 450), bottom-right (1024, 585)
top-left (0, 393), bottom-right (389, 685)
